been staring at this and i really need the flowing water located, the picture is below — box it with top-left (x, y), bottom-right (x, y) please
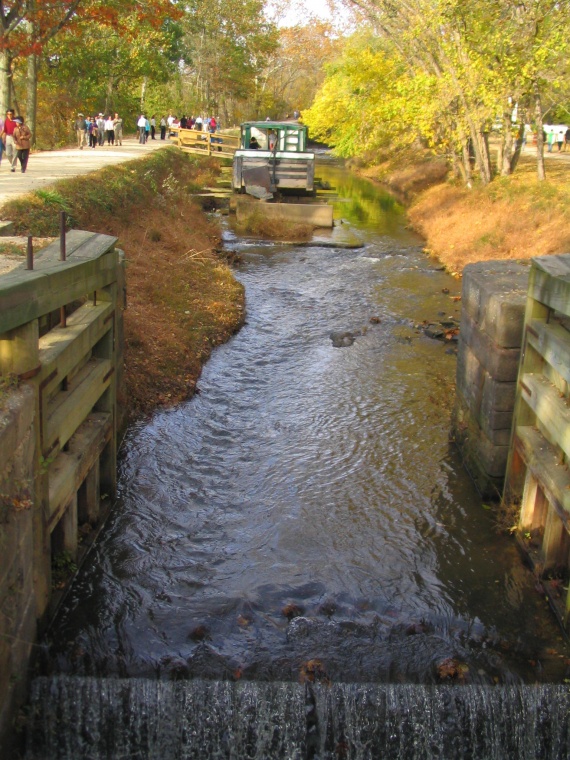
top-left (28, 163), bottom-right (570, 758)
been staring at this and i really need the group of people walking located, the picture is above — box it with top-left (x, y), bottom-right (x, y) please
top-left (167, 114), bottom-right (219, 134)
top-left (75, 110), bottom-right (221, 149)
top-left (137, 115), bottom-right (157, 143)
top-left (74, 113), bottom-right (123, 149)
top-left (545, 126), bottom-right (570, 152)
top-left (0, 108), bottom-right (32, 173)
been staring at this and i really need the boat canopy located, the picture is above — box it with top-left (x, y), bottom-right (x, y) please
top-left (240, 121), bottom-right (308, 153)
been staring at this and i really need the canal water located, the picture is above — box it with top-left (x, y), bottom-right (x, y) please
top-left (27, 163), bottom-right (570, 757)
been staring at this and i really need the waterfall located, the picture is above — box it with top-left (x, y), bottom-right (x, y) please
top-left (26, 677), bottom-right (570, 759)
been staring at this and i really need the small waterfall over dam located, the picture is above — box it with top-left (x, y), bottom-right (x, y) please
top-left (26, 677), bottom-right (570, 759)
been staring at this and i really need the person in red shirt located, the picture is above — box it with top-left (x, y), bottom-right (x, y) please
top-left (1, 109), bottom-right (17, 169)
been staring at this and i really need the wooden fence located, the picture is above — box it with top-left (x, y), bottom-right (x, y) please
top-left (503, 254), bottom-right (570, 630)
top-left (170, 127), bottom-right (240, 159)
top-left (0, 230), bottom-right (124, 617)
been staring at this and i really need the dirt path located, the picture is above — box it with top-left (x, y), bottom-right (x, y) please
top-left (0, 136), bottom-right (168, 209)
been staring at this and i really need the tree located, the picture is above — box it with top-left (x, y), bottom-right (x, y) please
top-left (180, 0), bottom-right (278, 124)
top-left (308, 0), bottom-right (570, 183)
top-left (257, 20), bottom-right (340, 119)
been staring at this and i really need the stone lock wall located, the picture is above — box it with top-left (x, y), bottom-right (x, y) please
top-left (453, 260), bottom-right (530, 498)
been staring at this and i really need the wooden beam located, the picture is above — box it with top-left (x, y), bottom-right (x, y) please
top-left (38, 302), bottom-right (113, 398)
top-left (528, 254), bottom-right (570, 314)
top-left (44, 358), bottom-right (112, 455)
top-left (0, 249), bottom-right (119, 334)
top-left (47, 412), bottom-right (111, 531)
top-left (514, 426), bottom-right (570, 523)
top-left (520, 372), bottom-right (570, 461)
top-left (526, 318), bottom-right (570, 386)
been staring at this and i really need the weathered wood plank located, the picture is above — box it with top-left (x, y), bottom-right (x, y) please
top-left (0, 250), bottom-right (118, 333)
top-left (526, 318), bottom-right (570, 385)
top-left (31, 231), bottom-right (117, 269)
top-left (514, 425), bottom-right (570, 523)
top-left (532, 253), bottom-right (570, 279)
top-left (542, 506), bottom-right (570, 571)
top-left (38, 302), bottom-right (114, 396)
top-left (47, 412), bottom-right (111, 530)
top-left (45, 357), bottom-right (112, 454)
top-left (520, 372), bottom-right (570, 460)
top-left (528, 255), bottom-right (570, 315)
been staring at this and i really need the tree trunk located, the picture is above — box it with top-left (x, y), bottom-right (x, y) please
top-left (26, 53), bottom-right (38, 146)
top-left (500, 111), bottom-right (513, 176)
top-left (534, 83), bottom-right (546, 181)
top-left (461, 140), bottom-right (472, 185)
top-left (0, 49), bottom-right (12, 115)
top-left (104, 77), bottom-right (113, 115)
top-left (462, 112), bottom-right (491, 185)
top-left (140, 77), bottom-right (147, 113)
top-left (509, 122), bottom-right (525, 174)
top-left (476, 129), bottom-right (492, 184)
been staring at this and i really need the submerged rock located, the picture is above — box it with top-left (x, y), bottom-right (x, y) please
top-left (330, 330), bottom-right (357, 348)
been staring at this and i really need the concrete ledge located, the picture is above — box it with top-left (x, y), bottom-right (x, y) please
top-left (236, 197), bottom-right (333, 228)
top-left (461, 260), bottom-right (529, 347)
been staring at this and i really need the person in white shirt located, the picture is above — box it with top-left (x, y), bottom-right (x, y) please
top-left (104, 116), bottom-right (114, 145)
top-left (137, 114), bottom-right (146, 144)
top-left (167, 113), bottom-right (175, 127)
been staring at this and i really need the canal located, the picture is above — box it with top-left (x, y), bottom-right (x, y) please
top-left (40, 162), bottom-right (569, 687)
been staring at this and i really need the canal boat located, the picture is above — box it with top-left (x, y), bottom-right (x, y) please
top-left (232, 120), bottom-right (315, 198)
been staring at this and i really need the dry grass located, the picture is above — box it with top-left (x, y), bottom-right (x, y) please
top-left (408, 156), bottom-right (570, 273)
top-left (115, 197), bottom-right (244, 417)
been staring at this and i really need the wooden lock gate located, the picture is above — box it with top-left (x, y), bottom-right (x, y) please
top-left (503, 254), bottom-right (570, 630)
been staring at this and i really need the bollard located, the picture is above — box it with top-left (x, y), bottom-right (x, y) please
top-left (59, 211), bottom-right (66, 261)
top-left (26, 236), bottom-right (33, 270)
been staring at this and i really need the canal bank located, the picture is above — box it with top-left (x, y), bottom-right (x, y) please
top-left (355, 151), bottom-right (570, 275)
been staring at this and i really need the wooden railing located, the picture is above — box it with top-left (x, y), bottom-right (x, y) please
top-left (503, 254), bottom-right (570, 630)
top-left (0, 230), bottom-right (125, 614)
top-left (170, 127), bottom-right (240, 159)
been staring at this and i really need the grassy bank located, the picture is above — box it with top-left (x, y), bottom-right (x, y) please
top-left (1, 148), bottom-right (245, 418)
top-left (357, 151), bottom-right (570, 274)
top-left (408, 158), bottom-right (570, 273)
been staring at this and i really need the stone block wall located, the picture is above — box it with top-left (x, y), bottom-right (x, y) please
top-left (0, 384), bottom-right (37, 756)
top-left (452, 260), bottom-right (530, 498)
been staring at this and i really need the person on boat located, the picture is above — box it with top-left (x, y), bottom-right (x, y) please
top-left (249, 135), bottom-right (260, 149)
top-left (268, 129), bottom-right (278, 151)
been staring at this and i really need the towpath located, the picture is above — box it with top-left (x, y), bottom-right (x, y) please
top-left (0, 136), bottom-right (167, 208)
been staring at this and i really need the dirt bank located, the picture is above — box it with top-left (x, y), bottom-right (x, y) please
top-left (355, 153), bottom-right (570, 274)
